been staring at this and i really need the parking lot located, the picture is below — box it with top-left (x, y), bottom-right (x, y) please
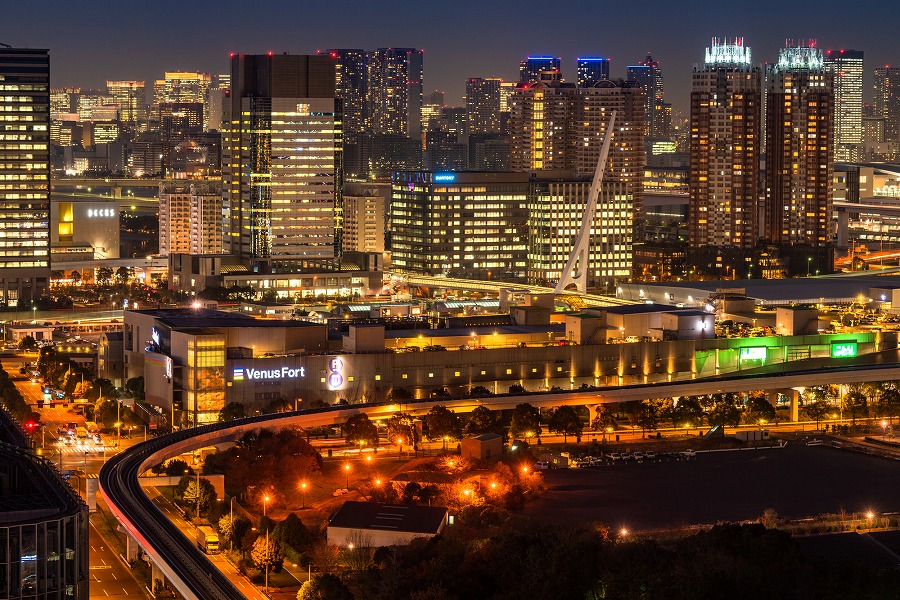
top-left (523, 444), bottom-right (900, 530)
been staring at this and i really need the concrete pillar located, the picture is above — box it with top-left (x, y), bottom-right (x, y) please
top-left (766, 391), bottom-right (778, 408)
top-left (151, 561), bottom-right (165, 589)
top-left (787, 389), bottom-right (800, 423)
top-left (124, 532), bottom-right (139, 563)
top-left (837, 210), bottom-right (850, 249)
top-left (112, 185), bottom-right (122, 198)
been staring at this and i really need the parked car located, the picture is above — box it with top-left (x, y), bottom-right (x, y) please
top-left (681, 449), bottom-right (697, 458)
top-left (606, 452), bottom-right (622, 461)
top-left (534, 461), bottom-right (550, 470)
top-left (632, 452), bottom-right (645, 461)
top-left (644, 451), bottom-right (657, 460)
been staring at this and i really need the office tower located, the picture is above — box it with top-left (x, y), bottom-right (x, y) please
top-left (519, 56), bottom-right (561, 84)
top-left (509, 79), bottom-right (645, 227)
top-left (342, 192), bottom-right (385, 253)
top-left (76, 91), bottom-right (108, 121)
top-left (391, 172), bottom-right (529, 280)
top-left (159, 182), bottom-right (223, 256)
top-left (824, 49), bottom-right (863, 161)
top-left (577, 57), bottom-right (610, 87)
top-left (874, 66), bottom-right (900, 142)
top-left (627, 54), bottom-right (668, 140)
top-left (765, 43), bottom-right (833, 255)
top-left (528, 177), bottom-right (632, 290)
top-left (367, 48), bottom-right (423, 139)
top-left (420, 90), bottom-right (445, 149)
top-left (0, 47), bottom-right (50, 304)
top-left (106, 80), bottom-right (145, 123)
top-left (466, 77), bottom-right (502, 134)
top-left (153, 71), bottom-right (211, 129)
top-left (499, 81), bottom-right (516, 112)
top-left (206, 74), bottom-right (229, 131)
top-left (689, 39), bottom-right (761, 256)
top-left (323, 49), bottom-right (367, 143)
top-left (50, 86), bottom-right (79, 116)
top-left (223, 54), bottom-right (341, 271)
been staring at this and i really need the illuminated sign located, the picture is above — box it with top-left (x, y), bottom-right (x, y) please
top-left (433, 173), bottom-right (456, 182)
top-left (328, 357), bottom-right (344, 390)
top-left (739, 347), bottom-right (767, 360)
top-left (150, 327), bottom-right (161, 347)
top-left (831, 342), bottom-right (858, 358)
top-left (232, 365), bottom-right (306, 381)
top-left (87, 208), bottom-right (116, 217)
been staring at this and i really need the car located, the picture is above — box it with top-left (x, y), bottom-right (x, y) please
top-left (534, 461), bottom-right (550, 470)
top-left (606, 452), bottom-right (622, 461)
top-left (681, 449), bottom-right (697, 458)
top-left (644, 451), bottom-right (657, 460)
top-left (620, 452), bottom-right (634, 461)
top-left (632, 452), bottom-right (645, 461)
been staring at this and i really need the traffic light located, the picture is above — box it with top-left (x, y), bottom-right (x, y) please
top-left (25, 421), bottom-right (36, 432)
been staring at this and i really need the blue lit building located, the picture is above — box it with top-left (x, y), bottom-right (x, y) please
top-left (577, 57), bottom-right (610, 87)
top-left (519, 56), bottom-right (561, 84)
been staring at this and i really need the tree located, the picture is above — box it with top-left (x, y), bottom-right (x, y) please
top-left (547, 406), bottom-right (582, 443)
top-left (386, 413), bottom-right (419, 447)
top-left (181, 476), bottom-right (216, 515)
top-left (272, 512), bottom-right (311, 550)
top-left (251, 534), bottom-right (283, 573)
top-left (93, 397), bottom-right (119, 428)
top-left (115, 266), bottom-right (133, 285)
top-left (423, 406), bottom-right (462, 447)
top-left (344, 413), bottom-right (379, 448)
top-left (86, 378), bottom-right (118, 402)
top-left (672, 397), bottom-right (704, 427)
top-left (845, 386), bottom-right (869, 425)
top-left (879, 387), bottom-right (900, 424)
top-left (508, 383), bottom-right (526, 394)
top-left (219, 402), bottom-right (246, 422)
top-left (744, 397), bottom-right (776, 425)
top-left (465, 405), bottom-right (502, 436)
top-left (125, 376), bottom-right (145, 400)
top-left (387, 387), bottom-right (413, 402)
top-left (218, 512), bottom-right (251, 551)
top-left (18, 335), bottom-right (36, 350)
top-left (509, 403), bottom-right (541, 439)
top-left (469, 385), bottom-right (493, 398)
top-left (297, 573), bottom-right (353, 600)
top-left (590, 404), bottom-right (617, 431)
top-left (162, 458), bottom-right (192, 477)
top-left (805, 399), bottom-right (830, 429)
top-left (96, 267), bottom-right (114, 285)
top-left (708, 393), bottom-right (742, 427)
top-left (70, 271), bottom-right (81, 285)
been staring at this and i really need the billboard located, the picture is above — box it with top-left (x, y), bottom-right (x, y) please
top-left (739, 347), bottom-right (767, 361)
top-left (831, 341), bottom-right (858, 358)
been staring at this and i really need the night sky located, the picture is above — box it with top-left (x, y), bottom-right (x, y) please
top-left (5, 0), bottom-right (900, 112)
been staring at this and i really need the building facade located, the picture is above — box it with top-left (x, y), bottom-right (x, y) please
top-left (342, 192), bottom-right (385, 254)
top-left (323, 49), bottom-right (367, 144)
top-left (159, 182), bottom-right (223, 257)
top-left (874, 66), bottom-right (900, 143)
top-left (465, 77), bottom-right (502, 134)
top-left (577, 57), bottom-right (610, 87)
top-left (0, 47), bottom-right (51, 306)
top-left (105, 80), bottom-right (144, 124)
top-left (688, 39), bottom-right (761, 256)
top-left (222, 54), bottom-right (341, 271)
top-left (367, 48), bottom-right (423, 140)
top-left (519, 56), bottom-right (561, 84)
top-left (627, 54), bottom-right (669, 141)
top-left (50, 199), bottom-right (119, 261)
top-left (824, 49), bottom-right (863, 162)
top-left (765, 43), bottom-right (834, 254)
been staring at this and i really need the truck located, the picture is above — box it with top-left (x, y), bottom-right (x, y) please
top-left (197, 526), bottom-right (219, 554)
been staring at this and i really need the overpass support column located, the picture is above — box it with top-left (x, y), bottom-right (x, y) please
top-left (836, 210), bottom-right (849, 249)
top-left (112, 184), bottom-right (122, 198)
top-left (124, 531), bottom-right (139, 563)
top-left (787, 389), bottom-right (799, 423)
top-left (151, 561), bottom-right (165, 589)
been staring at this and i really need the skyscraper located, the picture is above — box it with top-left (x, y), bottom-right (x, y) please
top-left (367, 48), bottom-right (423, 139)
top-left (765, 43), bottom-right (833, 256)
top-left (627, 54), bottom-right (668, 140)
top-left (0, 47), bottom-right (50, 304)
top-left (323, 49), bottom-right (367, 143)
top-left (825, 49), bottom-right (863, 161)
top-left (223, 54), bottom-right (341, 271)
top-left (689, 39), bottom-right (761, 258)
top-left (519, 56), bottom-right (561, 84)
top-left (466, 77), bottom-right (502, 134)
top-left (105, 80), bottom-right (145, 123)
top-left (577, 57), bottom-right (610, 87)
top-left (153, 71), bottom-right (212, 128)
top-left (874, 66), bottom-right (900, 142)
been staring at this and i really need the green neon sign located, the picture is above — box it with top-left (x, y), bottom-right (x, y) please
top-left (740, 347), bottom-right (766, 360)
top-left (831, 342), bottom-right (858, 358)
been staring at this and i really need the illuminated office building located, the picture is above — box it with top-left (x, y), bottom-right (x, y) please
top-left (105, 80), bottom-right (145, 123)
top-left (577, 57), bottom-right (610, 87)
top-left (825, 49), bottom-right (863, 161)
top-left (206, 74), bottom-right (229, 131)
top-left (466, 77), bottom-right (502, 134)
top-left (367, 48), bottom-right (423, 139)
top-left (420, 90), bottom-right (444, 146)
top-left (0, 47), bottom-right (50, 305)
top-left (528, 177), bottom-right (632, 291)
top-left (688, 38), bottom-right (761, 255)
top-left (323, 49), bottom-right (367, 143)
top-left (874, 66), bottom-right (900, 142)
top-left (342, 190), bottom-right (385, 254)
top-left (50, 87), bottom-right (78, 117)
top-left (76, 92), bottom-right (109, 122)
top-left (159, 181), bottom-right (222, 257)
top-left (627, 54), bottom-right (669, 141)
top-left (519, 56), bottom-right (561, 84)
top-left (390, 172), bottom-right (529, 280)
top-left (765, 42), bottom-right (833, 258)
top-left (153, 71), bottom-right (211, 128)
top-left (223, 54), bottom-right (341, 271)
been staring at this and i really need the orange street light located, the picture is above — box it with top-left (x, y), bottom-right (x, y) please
top-left (263, 495), bottom-right (270, 517)
top-left (344, 463), bottom-right (351, 489)
top-left (300, 482), bottom-right (307, 509)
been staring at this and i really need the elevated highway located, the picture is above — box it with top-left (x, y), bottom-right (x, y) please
top-left (101, 354), bottom-right (900, 598)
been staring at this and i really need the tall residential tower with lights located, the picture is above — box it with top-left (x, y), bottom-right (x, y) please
top-left (824, 49), bottom-right (863, 161)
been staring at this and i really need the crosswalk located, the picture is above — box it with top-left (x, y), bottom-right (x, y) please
top-left (46, 445), bottom-right (115, 455)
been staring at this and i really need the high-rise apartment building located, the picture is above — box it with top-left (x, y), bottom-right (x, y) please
top-left (824, 49), bottom-right (863, 161)
top-left (323, 49), bottom-right (367, 143)
top-left (689, 39), bottom-right (761, 254)
top-left (159, 182), bottom-right (223, 256)
top-left (874, 66), bottom-right (900, 142)
top-left (466, 77), bottom-right (502, 134)
top-left (342, 191), bottom-right (385, 254)
top-left (509, 80), bottom-right (645, 226)
top-left (577, 57), bottom-right (610, 87)
top-left (765, 43), bottom-right (833, 251)
top-left (519, 56), bottom-right (561, 84)
top-left (0, 48), bottom-right (50, 304)
top-left (106, 80), bottom-right (145, 123)
top-left (222, 54), bottom-right (341, 271)
top-left (206, 74), bottom-right (229, 131)
top-left (627, 54), bottom-right (669, 140)
top-left (367, 48), bottom-right (423, 139)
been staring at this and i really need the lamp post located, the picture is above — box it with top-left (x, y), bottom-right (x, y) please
top-left (263, 495), bottom-right (269, 518)
top-left (397, 437), bottom-right (403, 459)
top-left (265, 528), bottom-right (270, 595)
top-left (300, 482), bottom-right (307, 509)
top-left (229, 496), bottom-right (235, 551)
top-left (807, 257), bottom-right (812, 277)
top-left (344, 463), bottom-right (350, 489)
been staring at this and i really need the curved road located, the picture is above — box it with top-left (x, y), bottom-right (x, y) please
top-left (100, 357), bottom-right (900, 598)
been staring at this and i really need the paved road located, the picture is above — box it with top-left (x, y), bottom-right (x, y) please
top-left (523, 444), bottom-right (900, 530)
top-left (89, 523), bottom-right (145, 598)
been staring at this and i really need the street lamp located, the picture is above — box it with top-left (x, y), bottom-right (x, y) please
top-left (300, 481), bottom-right (307, 509)
top-left (882, 420), bottom-right (889, 440)
top-left (31, 306), bottom-right (36, 322)
top-left (807, 256), bottom-right (812, 277)
top-left (397, 437), bottom-right (404, 459)
top-left (344, 463), bottom-right (351, 489)
top-left (263, 495), bottom-right (270, 517)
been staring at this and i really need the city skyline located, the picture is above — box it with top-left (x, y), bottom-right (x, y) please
top-left (6, 0), bottom-right (900, 112)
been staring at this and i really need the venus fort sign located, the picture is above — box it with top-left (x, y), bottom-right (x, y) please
top-left (233, 366), bottom-right (306, 381)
